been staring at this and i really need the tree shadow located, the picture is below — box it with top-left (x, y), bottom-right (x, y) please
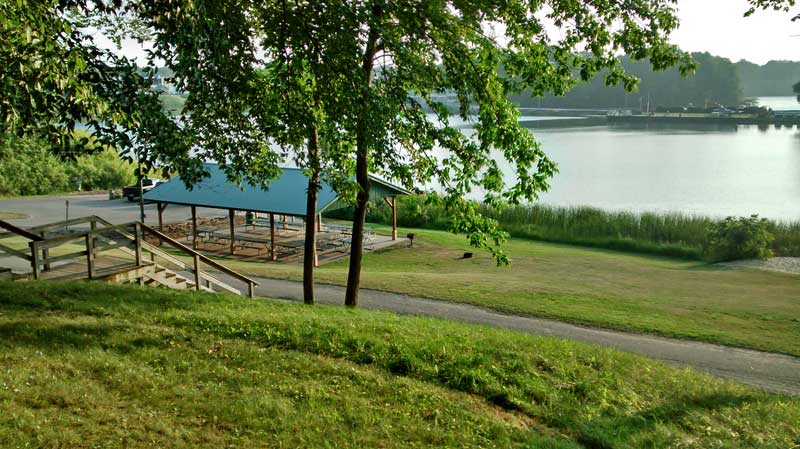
top-left (682, 262), bottom-right (734, 272)
top-left (576, 393), bottom-right (757, 449)
top-left (0, 320), bottom-right (169, 353)
top-left (0, 282), bottom-right (216, 316)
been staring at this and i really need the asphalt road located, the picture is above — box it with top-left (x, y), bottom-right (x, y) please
top-left (217, 274), bottom-right (800, 397)
top-left (0, 195), bottom-right (227, 227)
top-left (0, 193), bottom-right (225, 228)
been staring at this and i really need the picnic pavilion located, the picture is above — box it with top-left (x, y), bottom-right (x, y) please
top-left (143, 164), bottom-right (411, 265)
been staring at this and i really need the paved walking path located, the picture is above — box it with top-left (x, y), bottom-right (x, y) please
top-left (221, 274), bottom-right (800, 396)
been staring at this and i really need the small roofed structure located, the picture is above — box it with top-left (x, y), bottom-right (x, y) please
top-left (144, 164), bottom-right (410, 264)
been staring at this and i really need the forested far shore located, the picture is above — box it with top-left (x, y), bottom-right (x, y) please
top-left (510, 53), bottom-right (800, 110)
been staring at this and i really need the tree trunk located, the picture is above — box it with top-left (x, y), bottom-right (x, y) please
top-left (344, 143), bottom-right (370, 307)
top-left (344, 24), bottom-right (380, 307)
top-left (303, 126), bottom-right (320, 305)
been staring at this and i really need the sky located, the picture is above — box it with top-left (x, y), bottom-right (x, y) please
top-left (672, 0), bottom-right (798, 64)
top-left (109, 0), bottom-right (799, 66)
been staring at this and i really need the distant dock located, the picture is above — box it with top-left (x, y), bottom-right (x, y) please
top-left (607, 110), bottom-right (800, 126)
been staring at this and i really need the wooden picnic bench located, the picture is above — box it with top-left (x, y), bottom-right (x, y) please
top-left (200, 228), bottom-right (273, 255)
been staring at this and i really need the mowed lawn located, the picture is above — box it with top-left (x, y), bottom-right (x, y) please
top-left (213, 226), bottom-right (800, 357)
top-left (0, 282), bottom-right (797, 448)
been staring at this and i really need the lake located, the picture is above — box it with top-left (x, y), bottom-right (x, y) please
top-left (456, 96), bottom-right (800, 222)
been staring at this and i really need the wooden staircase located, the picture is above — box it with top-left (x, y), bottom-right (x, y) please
top-left (0, 216), bottom-right (258, 297)
top-left (142, 265), bottom-right (213, 292)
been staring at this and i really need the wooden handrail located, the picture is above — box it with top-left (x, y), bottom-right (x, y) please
top-left (139, 223), bottom-right (259, 291)
top-left (2, 215), bottom-right (257, 298)
top-left (91, 217), bottom-right (250, 296)
top-left (0, 220), bottom-right (44, 241)
top-left (26, 216), bottom-right (100, 234)
top-left (31, 222), bottom-right (138, 250)
top-left (127, 237), bottom-right (243, 296)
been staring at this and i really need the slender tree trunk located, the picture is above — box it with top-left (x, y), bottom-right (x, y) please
top-left (303, 126), bottom-right (320, 305)
top-left (344, 25), bottom-right (380, 307)
top-left (344, 139), bottom-right (370, 307)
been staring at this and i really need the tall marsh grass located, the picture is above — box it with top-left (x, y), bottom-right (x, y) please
top-left (325, 196), bottom-right (800, 260)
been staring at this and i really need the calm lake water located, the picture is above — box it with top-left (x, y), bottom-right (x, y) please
top-left (455, 96), bottom-right (800, 221)
top-left (527, 124), bottom-right (800, 221)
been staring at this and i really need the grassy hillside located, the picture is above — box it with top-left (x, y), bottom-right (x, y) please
top-left (208, 226), bottom-right (800, 357)
top-left (0, 282), bottom-right (797, 448)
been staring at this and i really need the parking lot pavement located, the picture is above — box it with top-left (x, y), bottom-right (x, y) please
top-left (0, 194), bottom-right (226, 227)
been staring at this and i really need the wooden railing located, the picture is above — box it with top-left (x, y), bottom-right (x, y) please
top-left (0, 220), bottom-right (43, 264)
top-left (0, 216), bottom-right (259, 298)
top-left (27, 221), bottom-right (140, 279)
top-left (138, 223), bottom-right (259, 298)
top-left (88, 216), bottom-right (258, 297)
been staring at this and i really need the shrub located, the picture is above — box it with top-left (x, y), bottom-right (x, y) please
top-left (0, 135), bottom-right (71, 195)
top-left (703, 215), bottom-right (775, 262)
top-left (0, 133), bottom-right (136, 196)
top-left (66, 148), bottom-right (136, 190)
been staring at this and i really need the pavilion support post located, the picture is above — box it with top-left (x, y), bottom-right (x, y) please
top-left (157, 202), bottom-right (167, 246)
top-left (229, 209), bottom-right (236, 255)
top-left (314, 231), bottom-right (318, 268)
top-left (270, 213), bottom-right (276, 261)
top-left (191, 206), bottom-right (198, 250)
top-left (317, 213), bottom-right (322, 232)
top-left (157, 203), bottom-right (165, 230)
top-left (391, 196), bottom-right (397, 240)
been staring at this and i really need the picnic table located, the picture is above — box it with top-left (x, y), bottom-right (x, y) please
top-left (324, 224), bottom-right (375, 241)
top-left (246, 215), bottom-right (304, 232)
top-left (199, 228), bottom-right (273, 255)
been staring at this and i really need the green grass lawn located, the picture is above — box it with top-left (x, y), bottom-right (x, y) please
top-left (206, 226), bottom-right (800, 357)
top-left (0, 282), bottom-right (797, 448)
top-left (0, 212), bottom-right (28, 220)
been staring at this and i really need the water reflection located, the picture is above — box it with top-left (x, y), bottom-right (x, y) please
top-left (608, 122), bottom-right (739, 134)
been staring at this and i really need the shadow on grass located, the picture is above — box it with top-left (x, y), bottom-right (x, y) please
top-left (576, 393), bottom-right (756, 449)
top-left (0, 281), bottom-right (220, 316)
top-left (0, 320), bottom-right (171, 353)
top-left (682, 262), bottom-right (733, 272)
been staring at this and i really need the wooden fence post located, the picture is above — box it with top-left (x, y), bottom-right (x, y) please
top-left (40, 232), bottom-right (50, 271)
top-left (30, 241), bottom-right (40, 280)
top-left (85, 235), bottom-right (94, 279)
top-left (134, 223), bottom-right (143, 266)
top-left (193, 253), bottom-right (201, 291)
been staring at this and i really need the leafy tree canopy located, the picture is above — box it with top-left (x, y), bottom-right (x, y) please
top-left (133, 0), bottom-right (695, 264)
top-left (0, 0), bottom-right (202, 182)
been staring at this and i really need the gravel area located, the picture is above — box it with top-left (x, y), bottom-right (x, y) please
top-left (720, 257), bottom-right (800, 275)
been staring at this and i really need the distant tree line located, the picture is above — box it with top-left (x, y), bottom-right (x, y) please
top-left (736, 60), bottom-right (800, 97)
top-left (511, 54), bottom-right (800, 110)
top-left (511, 53), bottom-right (741, 109)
